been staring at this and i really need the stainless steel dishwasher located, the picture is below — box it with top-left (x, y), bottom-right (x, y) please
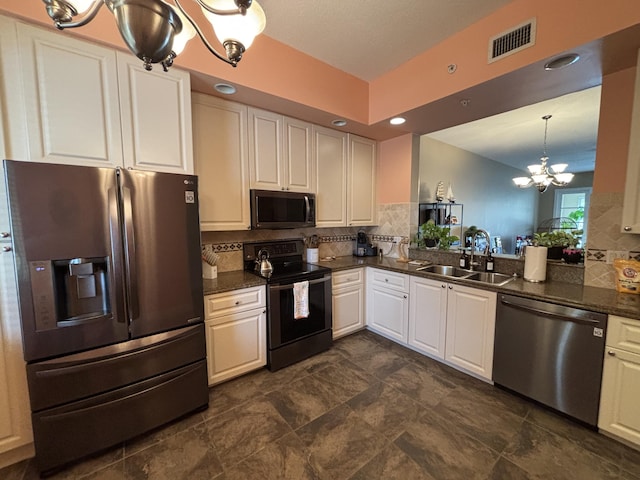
top-left (493, 294), bottom-right (608, 426)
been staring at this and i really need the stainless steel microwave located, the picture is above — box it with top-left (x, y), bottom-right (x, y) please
top-left (250, 189), bottom-right (316, 229)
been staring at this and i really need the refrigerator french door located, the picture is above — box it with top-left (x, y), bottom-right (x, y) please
top-left (4, 160), bottom-right (208, 474)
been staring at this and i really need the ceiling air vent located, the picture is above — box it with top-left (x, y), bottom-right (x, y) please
top-left (488, 18), bottom-right (536, 63)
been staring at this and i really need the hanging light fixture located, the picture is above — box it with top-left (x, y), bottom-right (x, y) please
top-left (41, 0), bottom-right (266, 71)
top-left (512, 115), bottom-right (574, 193)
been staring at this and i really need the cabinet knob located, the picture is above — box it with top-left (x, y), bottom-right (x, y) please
top-left (441, 284), bottom-right (446, 289)
top-left (448, 285), bottom-right (453, 290)
top-left (403, 295), bottom-right (407, 299)
top-left (2, 246), bottom-right (12, 252)
top-left (235, 301), bottom-right (240, 305)
top-left (623, 226), bottom-right (632, 232)
top-left (1, 232), bottom-right (10, 238)
top-left (607, 350), bottom-right (616, 357)
top-left (385, 278), bottom-right (388, 282)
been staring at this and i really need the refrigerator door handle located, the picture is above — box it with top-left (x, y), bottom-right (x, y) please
top-left (121, 186), bottom-right (140, 323)
top-left (108, 187), bottom-right (127, 324)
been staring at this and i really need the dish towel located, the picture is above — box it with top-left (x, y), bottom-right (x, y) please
top-left (293, 280), bottom-right (309, 319)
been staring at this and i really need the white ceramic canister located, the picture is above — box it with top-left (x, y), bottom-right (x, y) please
top-left (306, 248), bottom-right (319, 263)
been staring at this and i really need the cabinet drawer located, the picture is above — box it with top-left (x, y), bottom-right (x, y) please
top-left (368, 268), bottom-right (409, 293)
top-left (607, 315), bottom-right (640, 354)
top-left (205, 286), bottom-right (265, 319)
top-left (332, 268), bottom-right (364, 290)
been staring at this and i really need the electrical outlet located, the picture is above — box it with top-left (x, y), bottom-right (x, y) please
top-left (606, 250), bottom-right (629, 264)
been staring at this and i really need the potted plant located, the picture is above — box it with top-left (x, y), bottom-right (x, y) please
top-left (534, 231), bottom-right (578, 259)
top-left (417, 220), bottom-right (459, 250)
top-left (418, 220), bottom-right (442, 248)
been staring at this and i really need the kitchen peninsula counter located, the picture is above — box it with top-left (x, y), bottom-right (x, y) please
top-left (317, 256), bottom-right (640, 320)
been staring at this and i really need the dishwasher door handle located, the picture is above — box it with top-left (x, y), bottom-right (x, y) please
top-left (500, 298), bottom-right (603, 326)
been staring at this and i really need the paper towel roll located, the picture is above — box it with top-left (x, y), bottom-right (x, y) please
top-left (524, 246), bottom-right (548, 282)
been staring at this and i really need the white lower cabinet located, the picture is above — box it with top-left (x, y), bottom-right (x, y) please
top-left (204, 286), bottom-right (266, 385)
top-left (408, 276), bottom-right (496, 380)
top-left (408, 276), bottom-right (447, 359)
top-left (599, 315), bottom-right (640, 447)
top-left (366, 269), bottom-right (409, 343)
top-left (444, 284), bottom-right (497, 380)
top-left (332, 268), bottom-right (365, 339)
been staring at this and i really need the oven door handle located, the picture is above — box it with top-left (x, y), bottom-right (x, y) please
top-left (270, 275), bottom-right (331, 291)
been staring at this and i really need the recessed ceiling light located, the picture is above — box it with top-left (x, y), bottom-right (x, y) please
top-left (332, 119), bottom-right (347, 127)
top-left (390, 117), bottom-right (406, 125)
top-left (214, 83), bottom-right (236, 95)
top-left (544, 53), bottom-right (580, 71)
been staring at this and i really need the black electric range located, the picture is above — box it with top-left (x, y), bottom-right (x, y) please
top-left (243, 239), bottom-right (332, 371)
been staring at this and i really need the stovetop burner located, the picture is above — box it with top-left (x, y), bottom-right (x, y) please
top-left (243, 239), bottom-right (330, 282)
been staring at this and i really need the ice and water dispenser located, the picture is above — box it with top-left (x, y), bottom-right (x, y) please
top-left (29, 257), bottom-right (110, 331)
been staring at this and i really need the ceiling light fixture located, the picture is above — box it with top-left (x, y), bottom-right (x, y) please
top-left (390, 117), bottom-right (406, 125)
top-left (214, 82), bottom-right (236, 94)
top-left (331, 119), bottom-right (347, 127)
top-left (512, 115), bottom-right (574, 193)
top-left (544, 53), bottom-right (580, 71)
top-left (42, 0), bottom-right (266, 71)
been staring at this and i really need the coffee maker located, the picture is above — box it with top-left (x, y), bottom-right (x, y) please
top-left (354, 231), bottom-right (378, 257)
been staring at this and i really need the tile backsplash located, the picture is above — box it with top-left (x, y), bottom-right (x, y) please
top-left (584, 192), bottom-right (640, 289)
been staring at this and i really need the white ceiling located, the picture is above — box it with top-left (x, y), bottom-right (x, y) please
top-left (259, 0), bottom-right (515, 82)
top-left (258, 0), bottom-right (601, 173)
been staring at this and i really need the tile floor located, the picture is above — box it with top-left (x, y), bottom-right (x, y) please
top-left (3, 329), bottom-right (640, 480)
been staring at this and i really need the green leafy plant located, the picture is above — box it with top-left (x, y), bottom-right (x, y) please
top-left (534, 230), bottom-right (579, 248)
top-left (417, 220), bottom-right (459, 250)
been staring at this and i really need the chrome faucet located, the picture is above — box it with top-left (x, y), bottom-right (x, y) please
top-left (469, 229), bottom-right (491, 270)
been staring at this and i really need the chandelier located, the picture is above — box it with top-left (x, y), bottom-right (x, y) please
top-left (512, 115), bottom-right (574, 193)
top-left (42, 0), bottom-right (266, 71)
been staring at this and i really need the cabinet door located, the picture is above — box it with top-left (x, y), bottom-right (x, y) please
top-left (347, 134), bottom-right (377, 226)
top-left (367, 285), bottom-right (409, 343)
top-left (283, 117), bottom-right (313, 192)
top-left (192, 93), bottom-right (250, 231)
top-left (409, 277), bottom-right (447, 359)
top-left (117, 54), bottom-right (193, 174)
top-left (205, 308), bottom-right (266, 385)
top-left (445, 285), bottom-right (496, 379)
top-left (333, 285), bottom-right (364, 339)
top-left (249, 108), bottom-right (284, 190)
top-left (599, 347), bottom-right (640, 446)
top-left (17, 22), bottom-right (123, 167)
top-left (314, 125), bottom-right (348, 227)
top-left (622, 48), bottom-right (640, 233)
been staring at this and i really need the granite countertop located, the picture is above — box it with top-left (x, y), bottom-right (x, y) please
top-left (318, 256), bottom-right (640, 320)
top-left (203, 257), bottom-right (640, 320)
top-left (203, 270), bottom-right (266, 296)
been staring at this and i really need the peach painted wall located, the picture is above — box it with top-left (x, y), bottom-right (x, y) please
top-left (370, 0), bottom-right (640, 123)
top-left (0, 1), bottom-right (369, 124)
top-left (377, 134), bottom-right (414, 204)
top-left (593, 67), bottom-right (637, 194)
top-left (3, 0), bottom-right (640, 128)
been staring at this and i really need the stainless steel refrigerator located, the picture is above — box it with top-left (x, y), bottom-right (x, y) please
top-left (3, 160), bottom-right (208, 474)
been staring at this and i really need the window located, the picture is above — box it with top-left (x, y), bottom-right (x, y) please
top-left (554, 187), bottom-right (591, 247)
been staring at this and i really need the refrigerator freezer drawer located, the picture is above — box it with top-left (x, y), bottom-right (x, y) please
top-left (27, 323), bottom-right (206, 411)
top-left (32, 359), bottom-right (208, 474)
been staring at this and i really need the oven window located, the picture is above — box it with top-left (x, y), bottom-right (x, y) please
top-left (269, 280), bottom-right (329, 346)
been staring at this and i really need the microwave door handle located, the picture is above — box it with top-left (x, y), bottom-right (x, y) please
top-left (121, 186), bottom-right (140, 323)
top-left (304, 195), bottom-right (311, 222)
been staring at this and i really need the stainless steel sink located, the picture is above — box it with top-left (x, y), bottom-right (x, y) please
top-left (416, 264), bottom-right (474, 277)
top-left (466, 272), bottom-right (515, 286)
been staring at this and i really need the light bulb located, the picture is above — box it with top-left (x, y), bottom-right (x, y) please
top-left (513, 177), bottom-right (532, 187)
top-left (171, 6), bottom-right (196, 55)
top-left (202, 0), bottom-right (266, 50)
top-left (550, 163), bottom-right (568, 173)
top-left (527, 164), bottom-right (543, 175)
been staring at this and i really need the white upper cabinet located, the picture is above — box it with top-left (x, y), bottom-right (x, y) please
top-left (192, 94), bottom-right (250, 231)
top-left (348, 134), bottom-right (377, 226)
top-left (17, 22), bottom-right (123, 168)
top-left (314, 125), bottom-right (348, 227)
top-left (16, 21), bottom-right (193, 174)
top-left (622, 48), bottom-right (640, 234)
top-left (117, 54), bottom-right (193, 174)
top-left (249, 108), bottom-right (313, 192)
top-left (314, 127), bottom-right (377, 227)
